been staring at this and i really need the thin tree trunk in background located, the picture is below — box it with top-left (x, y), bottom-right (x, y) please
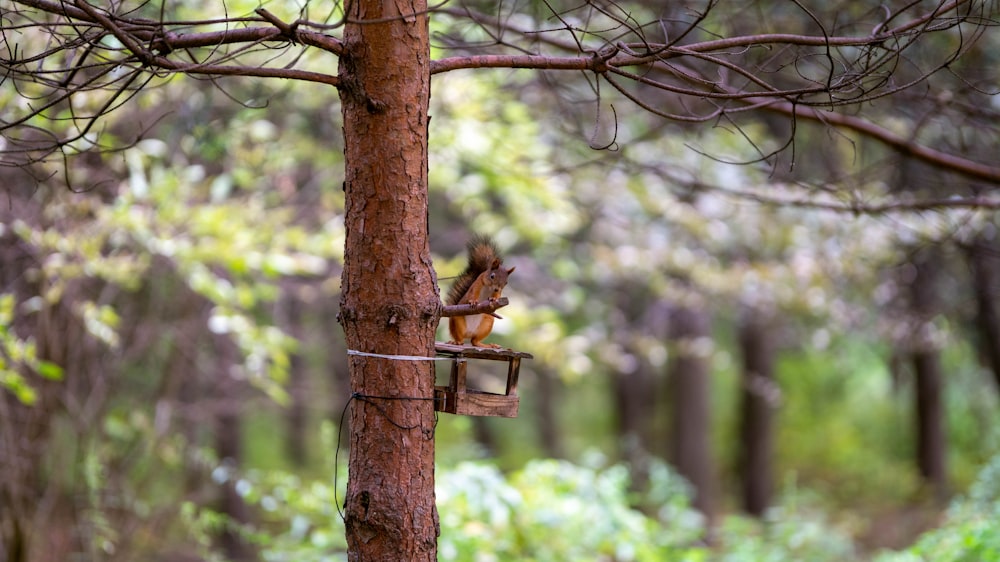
top-left (908, 249), bottom-right (948, 499)
top-left (667, 304), bottom-right (715, 519)
top-left (0, 221), bottom-right (91, 562)
top-left (338, 0), bottom-right (439, 559)
top-left (213, 334), bottom-right (255, 561)
top-left (471, 417), bottom-right (499, 456)
top-left (614, 358), bottom-right (655, 489)
top-left (164, 285), bottom-right (211, 494)
top-left (536, 366), bottom-right (563, 458)
top-left (0, 230), bottom-right (46, 562)
top-left (612, 284), bottom-right (659, 493)
top-left (912, 350), bottom-right (947, 494)
top-left (280, 291), bottom-right (309, 466)
top-left (165, 317), bottom-right (204, 493)
top-left (737, 308), bottom-right (777, 517)
top-left (966, 236), bottom-right (1000, 393)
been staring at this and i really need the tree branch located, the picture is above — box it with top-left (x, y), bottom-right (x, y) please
top-left (440, 298), bottom-right (509, 319)
top-left (8, 0), bottom-right (344, 83)
top-left (431, 54), bottom-right (592, 74)
top-left (428, 0), bottom-right (999, 185)
top-left (757, 100), bottom-right (1000, 184)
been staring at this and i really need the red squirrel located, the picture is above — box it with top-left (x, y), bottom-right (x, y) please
top-left (446, 236), bottom-right (515, 348)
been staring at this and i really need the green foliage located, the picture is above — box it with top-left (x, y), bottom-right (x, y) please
top-left (7, 128), bottom-right (343, 400)
top-left (876, 454), bottom-right (1000, 562)
top-left (771, 341), bottom-right (922, 504)
top-left (437, 459), bottom-right (705, 561)
top-left (222, 458), bottom-right (706, 562)
top-left (211, 455), bottom-right (940, 562)
top-left (0, 293), bottom-right (64, 404)
top-left (224, 454), bottom-right (1000, 562)
top-left (715, 486), bottom-right (859, 562)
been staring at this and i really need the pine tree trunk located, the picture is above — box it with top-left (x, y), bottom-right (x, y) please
top-left (536, 366), bottom-right (563, 458)
top-left (908, 250), bottom-right (948, 499)
top-left (667, 304), bottom-right (715, 518)
top-left (966, 236), bottom-right (1000, 393)
top-left (614, 357), bottom-right (654, 481)
top-left (912, 350), bottom-right (946, 496)
top-left (337, 1), bottom-right (439, 559)
top-left (737, 309), bottom-right (776, 517)
top-left (280, 291), bottom-right (308, 466)
top-left (214, 333), bottom-right (255, 561)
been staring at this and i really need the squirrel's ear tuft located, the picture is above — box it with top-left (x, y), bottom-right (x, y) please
top-left (507, 266), bottom-right (516, 275)
top-left (490, 258), bottom-right (502, 269)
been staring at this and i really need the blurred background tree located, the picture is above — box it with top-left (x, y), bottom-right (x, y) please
top-left (3, 0), bottom-right (1000, 560)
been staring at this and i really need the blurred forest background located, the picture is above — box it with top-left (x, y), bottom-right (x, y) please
top-left (4, 0), bottom-right (1000, 560)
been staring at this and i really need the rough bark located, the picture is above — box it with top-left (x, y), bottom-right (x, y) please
top-left (337, 1), bottom-right (440, 559)
top-left (737, 309), bottom-right (777, 517)
top-left (667, 304), bottom-right (715, 519)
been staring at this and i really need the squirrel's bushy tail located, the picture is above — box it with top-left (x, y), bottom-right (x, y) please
top-left (446, 235), bottom-right (503, 305)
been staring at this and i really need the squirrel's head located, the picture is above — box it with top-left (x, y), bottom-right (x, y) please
top-left (486, 258), bottom-right (515, 298)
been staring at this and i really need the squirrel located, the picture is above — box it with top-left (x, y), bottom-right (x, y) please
top-left (446, 235), bottom-right (515, 348)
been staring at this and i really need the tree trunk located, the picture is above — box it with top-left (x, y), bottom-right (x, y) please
top-left (471, 417), bottom-right (499, 456)
top-left (338, 1), bottom-right (439, 560)
top-left (908, 250), bottom-right (948, 499)
top-left (0, 218), bottom-right (77, 562)
top-left (912, 350), bottom-right (946, 496)
top-left (966, 236), bottom-right (1000, 393)
top-left (536, 365), bottom-right (563, 458)
top-left (280, 290), bottom-right (308, 466)
top-left (214, 334), bottom-right (255, 561)
top-left (737, 308), bottom-right (777, 517)
top-left (614, 358), bottom-right (655, 491)
top-left (667, 304), bottom-right (715, 519)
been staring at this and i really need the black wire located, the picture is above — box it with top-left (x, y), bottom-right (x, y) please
top-left (333, 392), bottom-right (439, 522)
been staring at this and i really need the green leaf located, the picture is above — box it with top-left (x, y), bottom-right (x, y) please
top-left (1, 369), bottom-right (37, 405)
top-left (36, 360), bottom-right (63, 380)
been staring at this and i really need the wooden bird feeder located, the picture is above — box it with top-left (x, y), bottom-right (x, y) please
top-left (433, 342), bottom-right (532, 418)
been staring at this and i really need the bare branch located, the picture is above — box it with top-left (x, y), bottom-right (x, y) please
top-left (757, 99), bottom-right (1000, 184)
top-left (440, 298), bottom-right (509, 319)
top-left (4, 0), bottom-right (1000, 190)
top-left (1, 0), bottom-right (350, 173)
top-left (5, 0), bottom-right (344, 77)
top-left (429, 0), bottom-right (1000, 185)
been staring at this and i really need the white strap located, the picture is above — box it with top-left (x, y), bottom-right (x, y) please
top-left (347, 349), bottom-right (454, 361)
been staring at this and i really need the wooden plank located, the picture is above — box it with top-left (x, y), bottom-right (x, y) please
top-left (433, 341), bottom-right (530, 417)
top-left (457, 392), bottom-right (518, 418)
top-left (433, 387), bottom-right (519, 418)
top-left (434, 341), bottom-right (533, 361)
top-left (506, 357), bottom-right (521, 395)
top-left (449, 358), bottom-right (467, 392)
top-left (434, 387), bottom-right (455, 414)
